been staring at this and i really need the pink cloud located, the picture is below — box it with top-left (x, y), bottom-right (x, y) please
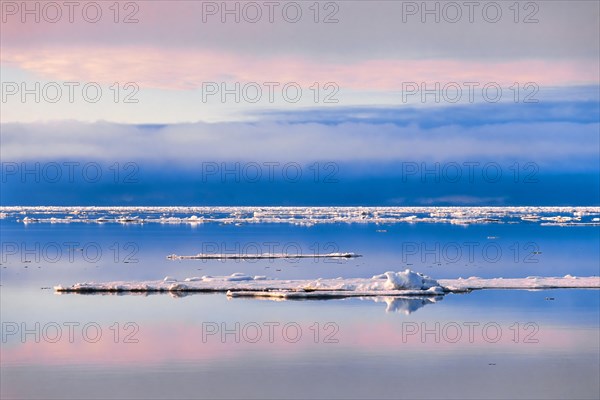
top-left (2, 46), bottom-right (597, 91)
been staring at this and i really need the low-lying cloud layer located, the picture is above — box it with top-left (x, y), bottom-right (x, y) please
top-left (2, 103), bottom-right (598, 170)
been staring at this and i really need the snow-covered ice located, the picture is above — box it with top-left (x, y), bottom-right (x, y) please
top-left (54, 270), bottom-right (600, 299)
top-left (439, 275), bottom-right (600, 290)
top-left (167, 252), bottom-right (360, 260)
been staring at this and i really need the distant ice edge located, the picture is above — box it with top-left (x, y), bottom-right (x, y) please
top-left (6, 206), bottom-right (600, 227)
top-left (54, 269), bottom-right (600, 299)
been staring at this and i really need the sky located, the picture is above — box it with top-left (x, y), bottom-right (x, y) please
top-left (1, 0), bottom-right (599, 205)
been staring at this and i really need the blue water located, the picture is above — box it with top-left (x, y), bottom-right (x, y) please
top-left (1, 213), bottom-right (599, 399)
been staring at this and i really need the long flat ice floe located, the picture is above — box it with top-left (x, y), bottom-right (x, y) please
top-left (167, 252), bottom-right (360, 260)
top-left (54, 270), bottom-right (600, 299)
top-left (439, 275), bottom-right (600, 290)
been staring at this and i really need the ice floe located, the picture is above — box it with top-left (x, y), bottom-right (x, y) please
top-left (439, 276), bottom-right (600, 290)
top-left (54, 270), bottom-right (600, 300)
top-left (167, 252), bottom-right (360, 260)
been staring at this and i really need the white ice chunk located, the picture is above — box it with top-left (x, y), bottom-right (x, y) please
top-left (226, 273), bottom-right (253, 281)
top-left (381, 270), bottom-right (439, 290)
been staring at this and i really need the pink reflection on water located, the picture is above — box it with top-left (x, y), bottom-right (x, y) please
top-left (2, 320), bottom-right (596, 366)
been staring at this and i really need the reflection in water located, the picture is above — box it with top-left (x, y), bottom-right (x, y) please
top-left (3, 287), bottom-right (599, 399)
top-left (226, 294), bottom-right (444, 314)
top-left (372, 295), bottom-right (443, 314)
top-left (226, 294), bottom-right (445, 314)
top-left (57, 289), bottom-right (444, 314)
